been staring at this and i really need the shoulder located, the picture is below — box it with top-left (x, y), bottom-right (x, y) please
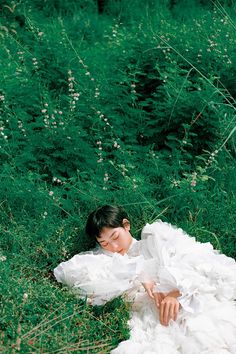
top-left (141, 220), bottom-right (197, 249)
top-left (141, 220), bottom-right (178, 239)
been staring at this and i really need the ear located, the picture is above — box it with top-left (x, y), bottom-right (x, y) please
top-left (122, 218), bottom-right (130, 231)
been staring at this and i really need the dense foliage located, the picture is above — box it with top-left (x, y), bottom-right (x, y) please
top-left (0, 0), bottom-right (236, 352)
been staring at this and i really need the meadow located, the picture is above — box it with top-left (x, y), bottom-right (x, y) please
top-left (0, 0), bottom-right (236, 352)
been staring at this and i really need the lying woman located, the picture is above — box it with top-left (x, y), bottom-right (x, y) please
top-left (54, 205), bottom-right (236, 353)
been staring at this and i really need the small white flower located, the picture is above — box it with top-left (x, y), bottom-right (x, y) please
top-left (49, 191), bottom-right (54, 196)
top-left (0, 255), bottom-right (6, 261)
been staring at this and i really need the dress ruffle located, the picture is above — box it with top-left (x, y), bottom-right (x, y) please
top-left (54, 252), bottom-right (145, 305)
top-left (138, 221), bottom-right (236, 313)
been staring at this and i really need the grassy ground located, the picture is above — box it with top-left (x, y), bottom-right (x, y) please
top-left (0, 0), bottom-right (236, 352)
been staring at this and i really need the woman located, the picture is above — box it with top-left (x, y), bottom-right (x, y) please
top-left (54, 205), bottom-right (236, 353)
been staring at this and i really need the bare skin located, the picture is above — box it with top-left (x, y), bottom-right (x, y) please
top-left (143, 282), bottom-right (181, 326)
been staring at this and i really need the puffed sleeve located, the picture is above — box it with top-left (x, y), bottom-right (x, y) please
top-left (139, 220), bottom-right (236, 314)
top-left (54, 252), bottom-right (145, 306)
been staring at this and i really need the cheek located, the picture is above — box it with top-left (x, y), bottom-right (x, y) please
top-left (119, 236), bottom-right (128, 247)
top-left (118, 239), bottom-right (125, 248)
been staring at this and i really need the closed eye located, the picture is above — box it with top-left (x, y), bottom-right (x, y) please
top-left (101, 242), bottom-right (108, 247)
top-left (112, 235), bottom-right (119, 240)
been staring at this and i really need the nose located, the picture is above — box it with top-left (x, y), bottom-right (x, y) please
top-left (110, 242), bottom-right (120, 252)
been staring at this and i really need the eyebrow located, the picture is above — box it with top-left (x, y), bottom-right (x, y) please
top-left (98, 230), bottom-right (117, 244)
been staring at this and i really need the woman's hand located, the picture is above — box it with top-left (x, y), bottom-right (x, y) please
top-left (159, 296), bottom-right (180, 326)
top-left (153, 291), bottom-right (166, 308)
top-left (143, 283), bottom-right (181, 326)
top-left (142, 281), bottom-right (156, 299)
top-left (154, 289), bottom-right (181, 326)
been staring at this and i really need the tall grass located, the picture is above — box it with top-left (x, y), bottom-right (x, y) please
top-left (0, 0), bottom-right (236, 351)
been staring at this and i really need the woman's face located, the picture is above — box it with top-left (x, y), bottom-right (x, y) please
top-left (97, 219), bottom-right (133, 255)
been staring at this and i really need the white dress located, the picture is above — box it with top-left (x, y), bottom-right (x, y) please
top-left (54, 220), bottom-right (236, 354)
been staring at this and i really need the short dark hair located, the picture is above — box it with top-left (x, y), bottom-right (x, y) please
top-left (85, 205), bottom-right (129, 239)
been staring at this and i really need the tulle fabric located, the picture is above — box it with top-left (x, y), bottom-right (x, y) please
top-left (54, 220), bottom-right (236, 353)
top-left (138, 221), bottom-right (236, 313)
top-left (54, 251), bottom-right (146, 305)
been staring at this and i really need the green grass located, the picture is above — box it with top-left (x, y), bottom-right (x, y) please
top-left (0, 0), bottom-right (236, 352)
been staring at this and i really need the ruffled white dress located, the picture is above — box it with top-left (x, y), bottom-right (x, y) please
top-left (54, 220), bottom-right (236, 354)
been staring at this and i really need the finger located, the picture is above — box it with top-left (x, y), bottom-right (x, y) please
top-left (159, 302), bottom-right (165, 325)
top-left (147, 289), bottom-right (154, 299)
top-left (169, 303), bottom-right (175, 323)
top-left (163, 302), bottom-right (171, 325)
top-left (153, 293), bottom-right (159, 308)
top-left (154, 293), bottom-right (161, 305)
top-left (164, 302), bottom-right (175, 326)
top-left (161, 302), bottom-right (169, 326)
top-left (158, 295), bottom-right (163, 307)
top-left (174, 303), bottom-right (179, 321)
top-left (155, 295), bottom-right (160, 308)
